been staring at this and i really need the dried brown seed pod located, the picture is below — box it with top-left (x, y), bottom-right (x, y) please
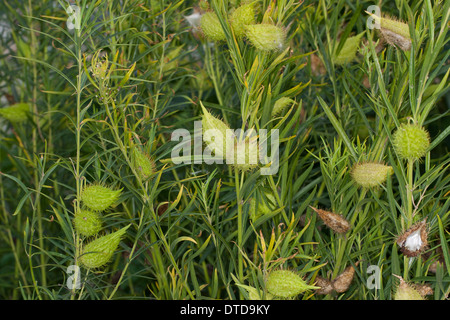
top-left (332, 262), bottom-right (359, 293)
top-left (415, 283), bottom-right (433, 297)
top-left (396, 219), bottom-right (429, 257)
top-left (314, 275), bottom-right (334, 295)
top-left (309, 206), bottom-right (351, 234)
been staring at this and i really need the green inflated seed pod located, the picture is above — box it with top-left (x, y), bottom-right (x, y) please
top-left (230, 2), bottom-right (256, 38)
top-left (200, 11), bottom-right (226, 41)
top-left (244, 24), bottom-right (285, 51)
top-left (80, 184), bottom-right (122, 212)
top-left (0, 103), bottom-right (30, 123)
top-left (132, 147), bottom-right (155, 179)
top-left (249, 191), bottom-right (277, 221)
top-left (80, 224), bottom-right (131, 269)
top-left (393, 275), bottom-right (424, 300)
top-left (350, 162), bottom-right (393, 188)
top-left (266, 270), bottom-right (319, 298)
top-left (392, 123), bottom-right (430, 161)
top-left (232, 135), bottom-right (259, 172)
top-left (271, 97), bottom-right (294, 117)
top-left (200, 102), bottom-right (233, 159)
top-left (333, 32), bottom-right (364, 65)
top-left (73, 209), bottom-right (102, 237)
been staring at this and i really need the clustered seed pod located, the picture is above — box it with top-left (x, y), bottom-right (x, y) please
top-left (333, 32), bottom-right (365, 65)
top-left (80, 224), bottom-right (131, 269)
top-left (350, 162), bottom-right (393, 188)
top-left (80, 184), bottom-right (122, 212)
top-left (230, 2), bottom-right (256, 38)
top-left (309, 206), bottom-right (351, 234)
top-left (73, 209), bottom-right (103, 237)
top-left (392, 123), bottom-right (430, 161)
top-left (244, 24), bottom-right (286, 51)
top-left (132, 147), bottom-right (155, 179)
top-left (315, 262), bottom-right (359, 295)
top-left (396, 219), bottom-right (429, 257)
top-left (393, 275), bottom-right (424, 300)
top-left (266, 269), bottom-right (319, 298)
top-left (0, 102), bottom-right (30, 123)
top-left (200, 11), bottom-right (226, 41)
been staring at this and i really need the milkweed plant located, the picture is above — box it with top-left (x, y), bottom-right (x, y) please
top-left (0, 0), bottom-right (449, 301)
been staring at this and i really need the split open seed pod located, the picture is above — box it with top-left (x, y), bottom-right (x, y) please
top-left (396, 219), bottom-right (429, 257)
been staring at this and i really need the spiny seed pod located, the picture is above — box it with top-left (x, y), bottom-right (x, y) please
top-left (81, 184), bottom-right (122, 212)
top-left (230, 2), bottom-right (256, 38)
top-left (392, 123), bottom-right (430, 161)
top-left (350, 162), bottom-right (393, 188)
top-left (132, 147), bottom-right (155, 179)
top-left (0, 103), bottom-right (30, 123)
top-left (393, 275), bottom-right (423, 300)
top-left (396, 219), bottom-right (428, 257)
top-left (231, 135), bottom-right (259, 172)
top-left (309, 206), bottom-right (351, 234)
top-left (73, 209), bottom-right (102, 237)
top-left (200, 11), bottom-right (226, 41)
top-left (272, 97), bottom-right (295, 117)
top-left (266, 269), bottom-right (319, 298)
top-left (80, 224), bottom-right (131, 269)
top-left (332, 264), bottom-right (358, 293)
top-left (379, 15), bottom-right (415, 51)
top-left (333, 32), bottom-right (365, 65)
top-left (249, 191), bottom-right (277, 221)
top-left (314, 275), bottom-right (334, 295)
top-left (200, 102), bottom-right (233, 159)
top-left (245, 24), bottom-right (286, 51)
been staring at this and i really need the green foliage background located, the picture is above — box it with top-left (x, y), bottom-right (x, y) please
top-left (0, 0), bottom-right (449, 300)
